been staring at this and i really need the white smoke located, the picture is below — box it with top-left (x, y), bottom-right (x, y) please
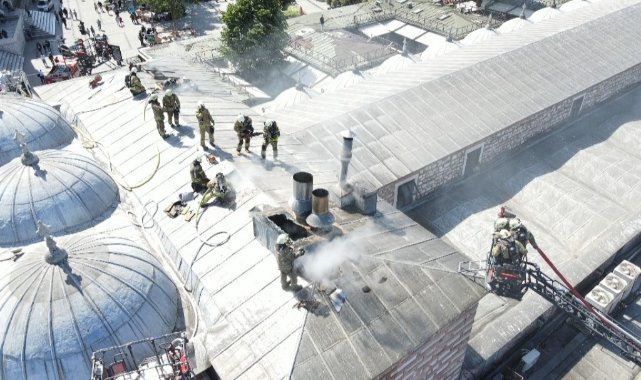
top-left (298, 235), bottom-right (362, 284)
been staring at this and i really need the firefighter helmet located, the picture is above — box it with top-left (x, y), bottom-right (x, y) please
top-left (165, 89), bottom-right (173, 97)
top-left (276, 233), bottom-right (290, 245)
top-left (148, 94), bottom-right (158, 102)
top-left (509, 218), bottom-right (522, 229)
top-left (237, 113), bottom-right (245, 123)
top-left (494, 217), bottom-right (509, 231)
top-left (498, 229), bottom-right (511, 240)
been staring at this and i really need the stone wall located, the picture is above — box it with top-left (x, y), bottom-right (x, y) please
top-left (379, 62), bottom-right (641, 207)
top-left (375, 305), bottom-right (477, 379)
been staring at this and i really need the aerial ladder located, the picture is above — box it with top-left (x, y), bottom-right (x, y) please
top-left (459, 216), bottom-right (641, 364)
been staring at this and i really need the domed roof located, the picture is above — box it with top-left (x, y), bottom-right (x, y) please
top-left (528, 7), bottom-right (562, 22)
top-left (0, 233), bottom-right (179, 379)
top-left (0, 94), bottom-right (75, 166)
top-left (265, 84), bottom-right (319, 113)
top-left (420, 39), bottom-right (461, 61)
top-left (322, 70), bottom-right (368, 93)
top-left (0, 148), bottom-right (119, 246)
top-left (559, 0), bottom-right (589, 11)
top-left (461, 27), bottom-right (499, 45)
top-left (497, 16), bottom-right (532, 33)
top-left (376, 53), bottom-right (417, 75)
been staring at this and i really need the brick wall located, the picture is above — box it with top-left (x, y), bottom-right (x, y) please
top-left (375, 305), bottom-right (477, 380)
top-left (379, 62), bottom-right (641, 208)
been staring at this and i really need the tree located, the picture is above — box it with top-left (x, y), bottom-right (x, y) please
top-left (220, 0), bottom-right (289, 76)
top-left (142, 0), bottom-right (186, 23)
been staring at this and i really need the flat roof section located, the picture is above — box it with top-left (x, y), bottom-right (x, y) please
top-left (36, 63), bottom-right (484, 379)
top-left (269, 0), bottom-right (641, 189)
top-left (405, 81), bottom-right (641, 374)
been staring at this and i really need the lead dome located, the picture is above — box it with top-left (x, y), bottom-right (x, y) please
top-left (0, 233), bottom-right (180, 379)
top-left (0, 94), bottom-right (75, 166)
top-left (0, 149), bottom-right (119, 246)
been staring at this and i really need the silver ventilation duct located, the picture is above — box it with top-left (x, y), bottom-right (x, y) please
top-left (306, 188), bottom-right (335, 232)
top-left (289, 172), bottom-right (313, 222)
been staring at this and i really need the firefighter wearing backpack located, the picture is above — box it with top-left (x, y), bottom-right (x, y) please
top-left (195, 101), bottom-right (215, 149)
top-left (234, 113), bottom-right (253, 155)
top-left (261, 119), bottom-right (280, 160)
top-left (491, 229), bottom-right (527, 265)
top-left (126, 67), bottom-right (146, 96)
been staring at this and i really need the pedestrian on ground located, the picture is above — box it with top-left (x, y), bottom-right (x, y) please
top-left (36, 41), bottom-right (42, 54)
top-left (25, 8), bottom-right (30, 17)
top-left (118, 0), bottom-right (122, 8)
top-left (94, 2), bottom-right (98, 12)
top-left (138, 30), bottom-right (144, 46)
top-left (90, 25), bottom-right (95, 36)
top-left (118, 15), bottom-right (123, 26)
top-left (320, 14), bottom-right (325, 32)
top-left (44, 39), bottom-right (51, 52)
top-left (72, 9), bottom-right (77, 20)
top-left (61, 17), bottom-right (67, 28)
top-left (141, 25), bottom-right (146, 34)
top-left (62, 8), bottom-right (68, 18)
top-left (41, 53), bottom-right (49, 67)
top-left (57, 9), bottom-right (63, 19)
top-left (38, 70), bottom-right (45, 84)
top-left (130, 12), bottom-right (135, 24)
top-left (48, 53), bottom-right (54, 65)
top-left (97, 18), bottom-right (102, 30)
top-left (97, 1), bottom-right (103, 12)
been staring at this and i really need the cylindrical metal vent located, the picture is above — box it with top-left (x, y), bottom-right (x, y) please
top-left (306, 188), bottom-right (335, 232)
top-left (312, 188), bottom-right (329, 214)
top-left (339, 130), bottom-right (355, 186)
top-left (289, 172), bottom-right (313, 222)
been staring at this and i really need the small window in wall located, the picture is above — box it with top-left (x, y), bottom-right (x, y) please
top-left (463, 146), bottom-right (483, 177)
top-left (570, 96), bottom-right (584, 119)
top-left (396, 179), bottom-right (418, 209)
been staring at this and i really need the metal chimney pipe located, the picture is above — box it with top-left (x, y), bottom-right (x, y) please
top-left (306, 188), bottom-right (335, 232)
top-left (289, 172), bottom-right (313, 222)
top-left (339, 130), bottom-right (355, 187)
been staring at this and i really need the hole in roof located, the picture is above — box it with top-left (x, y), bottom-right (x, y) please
top-left (268, 214), bottom-right (310, 240)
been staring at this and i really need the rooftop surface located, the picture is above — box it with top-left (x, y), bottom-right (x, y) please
top-left (267, 0), bottom-right (641, 189)
top-left (35, 62), bottom-right (483, 379)
top-left (406, 73), bottom-right (641, 373)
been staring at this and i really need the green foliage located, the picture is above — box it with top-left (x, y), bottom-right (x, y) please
top-left (283, 5), bottom-right (300, 18)
top-left (328, 0), bottom-right (362, 8)
top-left (220, 0), bottom-right (289, 75)
top-left (141, 0), bottom-right (186, 19)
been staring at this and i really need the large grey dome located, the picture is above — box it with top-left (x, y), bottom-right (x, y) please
top-left (0, 94), bottom-right (75, 166)
top-left (0, 234), bottom-right (180, 379)
top-left (0, 149), bottom-right (119, 246)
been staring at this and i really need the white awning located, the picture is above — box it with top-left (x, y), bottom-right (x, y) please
top-left (507, 7), bottom-right (534, 17)
top-left (487, 2), bottom-right (518, 12)
top-left (359, 23), bottom-right (391, 38)
top-left (381, 19), bottom-right (406, 32)
top-left (415, 32), bottom-right (446, 47)
top-left (395, 24), bottom-right (427, 40)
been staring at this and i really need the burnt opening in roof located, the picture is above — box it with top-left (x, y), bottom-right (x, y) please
top-left (268, 214), bottom-right (310, 240)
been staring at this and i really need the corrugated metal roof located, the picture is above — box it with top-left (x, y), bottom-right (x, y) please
top-left (0, 50), bottom-right (24, 72)
top-left (407, 77), bottom-right (641, 375)
top-left (36, 57), bottom-right (484, 379)
top-left (267, 0), bottom-right (641, 189)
